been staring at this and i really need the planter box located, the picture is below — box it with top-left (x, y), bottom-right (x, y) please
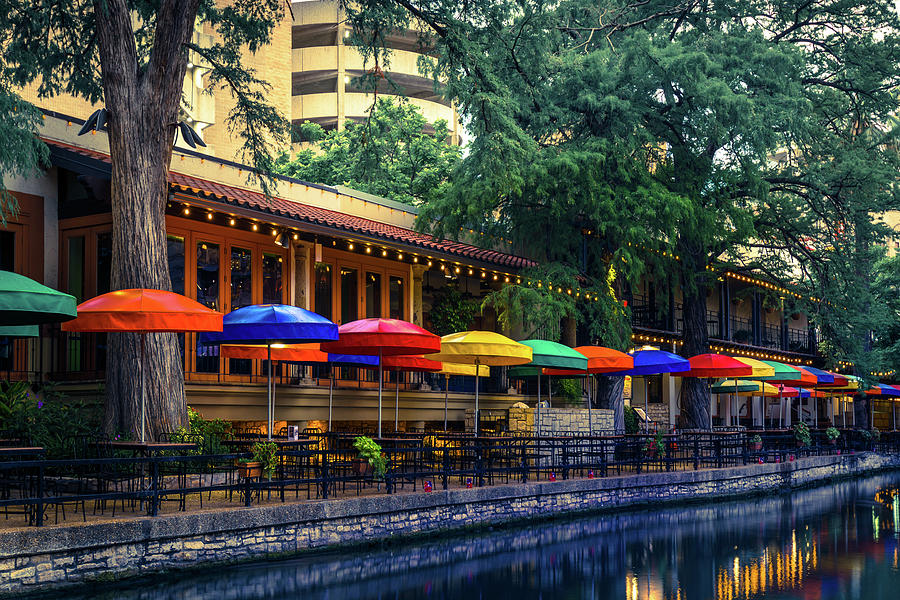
top-left (352, 458), bottom-right (374, 477)
top-left (237, 461), bottom-right (262, 479)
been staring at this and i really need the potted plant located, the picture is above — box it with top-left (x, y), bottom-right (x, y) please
top-left (825, 427), bottom-right (840, 445)
top-left (353, 436), bottom-right (388, 478)
top-left (793, 422), bottom-right (811, 447)
top-left (236, 458), bottom-right (262, 479)
top-left (749, 434), bottom-right (762, 451)
top-left (643, 432), bottom-right (666, 459)
top-left (237, 441), bottom-right (279, 479)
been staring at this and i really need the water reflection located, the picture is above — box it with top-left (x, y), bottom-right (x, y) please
top-left (44, 473), bottom-right (900, 600)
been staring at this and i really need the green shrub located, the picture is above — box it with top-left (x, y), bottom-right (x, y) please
top-left (250, 441), bottom-right (279, 479)
top-left (556, 378), bottom-right (583, 406)
top-left (643, 432), bottom-right (666, 457)
top-left (793, 421), bottom-right (811, 446)
top-left (749, 434), bottom-right (762, 445)
top-left (171, 406), bottom-right (231, 455)
top-left (624, 405), bottom-right (639, 435)
top-left (0, 381), bottom-right (99, 459)
top-left (353, 436), bottom-right (387, 478)
top-left (825, 427), bottom-right (840, 441)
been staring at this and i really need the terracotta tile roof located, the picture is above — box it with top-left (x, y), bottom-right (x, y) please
top-left (46, 139), bottom-right (536, 270)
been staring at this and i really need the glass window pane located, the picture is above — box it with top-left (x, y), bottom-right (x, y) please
top-left (196, 242), bottom-right (219, 310)
top-left (341, 267), bottom-right (358, 323)
top-left (315, 264), bottom-right (332, 320)
top-left (0, 231), bottom-right (14, 271)
top-left (167, 235), bottom-right (185, 295)
top-left (230, 247), bottom-right (253, 310)
top-left (262, 253), bottom-right (283, 304)
top-left (67, 236), bottom-right (85, 302)
top-left (96, 232), bottom-right (112, 295)
top-left (389, 276), bottom-right (404, 320)
top-left (366, 272), bottom-right (382, 318)
top-left (196, 242), bottom-right (220, 373)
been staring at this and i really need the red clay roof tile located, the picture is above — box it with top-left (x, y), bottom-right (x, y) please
top-left (47, 140), bottom-right (535, 270)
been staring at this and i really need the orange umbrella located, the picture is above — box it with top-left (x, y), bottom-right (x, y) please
top-left (61, 289), bottom-right (223, 441)
top-left (220, 342), bottom-right (326, 362)
top-left (542, 345), bottom-right (633, 375)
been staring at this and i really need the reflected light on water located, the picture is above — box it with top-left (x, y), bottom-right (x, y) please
top-left (48, 476), bottom-right (900, 600)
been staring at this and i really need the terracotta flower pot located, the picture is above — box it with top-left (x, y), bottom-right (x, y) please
top-left (751, 442), bottom-right (762, 451)
top-left (237, 461), bottom-right (262, 479)
top-left (352, 458), bottom-right (374, 476)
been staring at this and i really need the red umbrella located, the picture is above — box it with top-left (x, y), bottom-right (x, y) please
top-left (322, 318), bottom-right (441, 437)
top-left (366, 355), bottom-right (442, 431)
top-left (683, 354), bottom-right (754, 378)
top-left (61, 289), bottom-right (223, 441)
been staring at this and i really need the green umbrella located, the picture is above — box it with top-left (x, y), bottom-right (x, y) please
top-left (510, 340), bottom-right (588, 435)
top-left (711, 379), bottom-right (767, 394)
top-left (757, 361), bottom-right (801, 427)
top-left (0, 271), bottom-right (77, 325)
top-left (0, 325), bottom-right (39, 337)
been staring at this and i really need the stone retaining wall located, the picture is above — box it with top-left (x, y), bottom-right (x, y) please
top-left (2, 453), bottom-right (899, 595)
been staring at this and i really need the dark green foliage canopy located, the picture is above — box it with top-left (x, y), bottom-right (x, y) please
top-left (274, 98), bottom-right (461, 206)
top-left (343, 0), bottom-right (900, 375)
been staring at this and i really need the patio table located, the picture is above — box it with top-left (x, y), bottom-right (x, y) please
top-left (0, 446), bottom-right (45, 458)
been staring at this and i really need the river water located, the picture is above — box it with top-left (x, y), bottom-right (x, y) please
top-left (53, 472), bottom-right (900, 600)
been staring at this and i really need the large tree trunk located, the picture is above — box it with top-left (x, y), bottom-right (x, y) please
top-left (94, 0), bottom-right (201, 439)
top-left (680, 280), bottom-right (711, 430)
top-left (597, 375), bottom-right (625, 433)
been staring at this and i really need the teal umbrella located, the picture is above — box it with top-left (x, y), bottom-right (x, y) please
top-left (510, 340), bottom-right (588, 435)
top-left (0, 271), bottom-right (77, 325)
top-left (0, 325), bottom-right (39, 337)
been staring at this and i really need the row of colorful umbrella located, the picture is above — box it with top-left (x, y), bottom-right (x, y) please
top-left (4, 269), bottom-right (897, 440)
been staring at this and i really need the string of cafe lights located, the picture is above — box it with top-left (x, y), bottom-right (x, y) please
top-left (629, 333), bottom-right (816, 366)
top-left (169, 199), bottom-right (612, 301)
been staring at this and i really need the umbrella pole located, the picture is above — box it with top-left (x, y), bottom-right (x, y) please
top-left (378, 350), bottom-right (383, 438)
top-left (644, 378), bottom-right (649, 434)
top-left (328, 371), bottom-right (334, 431)
top-left (587, 371), bottom-right (592, 437)
top-left (474, 358), bottom-right (480, 436)
top-left (536, 372), bottom-right (541, 436)
top-left (444, 374), bottom-right (449, 432)
top-left (395, 369), bottom-right (400, 432)
top-left (267, 344), bottom-right (273, 441)
top-left (140, 333), bottom-right (146, 443)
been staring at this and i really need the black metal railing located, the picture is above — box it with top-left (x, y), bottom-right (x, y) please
top-left (2, 430), bottom-right (897, 527)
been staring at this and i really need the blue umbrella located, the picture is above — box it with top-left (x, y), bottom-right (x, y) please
top-left (802, 366), bottom-right (835, 385)
top-left (606, 350), bottom-right (690, 433)
top-left (200, 304), bottom-right (338, 439)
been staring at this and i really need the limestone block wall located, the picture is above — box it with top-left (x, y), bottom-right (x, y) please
top-left (646, 403), bottom-right (670, 428)
top-left (465, 407), bottom-right (614, 435)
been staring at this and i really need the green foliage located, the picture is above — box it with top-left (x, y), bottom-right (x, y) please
top-left (274, 98), bottom-right (461, 206)
top-left (353, 435), bottom-right (387, 478)
top-left (428, 285), bottom-right (479, 336)
top-left (623, 405), bottom-right (639, 435)
top-left (250, 441), bottom-right (279, 479)
top-left (171, 406), bottom-right (231, 455)
top-left (0, 381), bottom-right (99, 459)
top-left (643, 432), bottom-right (666, 458)
top-left (826, 427), bottom-right (841, 441)
top-left (749, 434), bottom-right (762, 445)
top-left (794, 422), bottom-right (811, 447)
top-left (345, 0), bottom-right (900, 424)
top-left (556, 378), bottom-right (583, 407)
top-left (0, 89), bottom-right (49, 223)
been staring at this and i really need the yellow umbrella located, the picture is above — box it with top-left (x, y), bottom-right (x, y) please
top-left (438, 363), bottom-right (490, 431)
top-left (732, 358), bottom-right (776, 378)
top-left (427, 331), bottom-right (533, 434)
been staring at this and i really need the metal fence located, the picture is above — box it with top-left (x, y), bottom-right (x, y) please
top-left (2, 430), bottom-right (898, 527)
